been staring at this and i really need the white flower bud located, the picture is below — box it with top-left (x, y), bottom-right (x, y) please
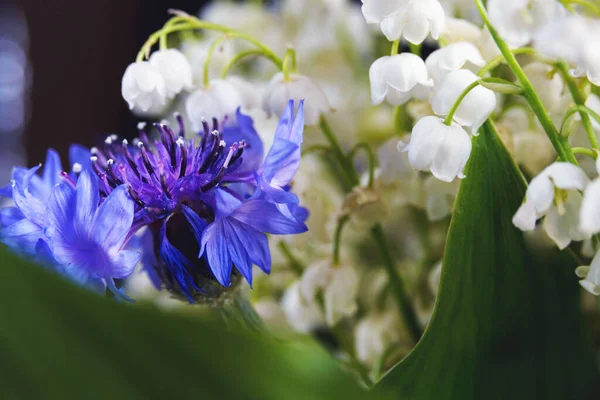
top-left (121, 61), bottom-right (167, 113)
top-left (148, 49), bottom-right (193, 98)
top-left (425, 41), bottom-right (485, 84)
top-left (281, 281), bottom-right (325, 333)
top-left (513, 162), bottom-right (590, 249)
top-left (380, 0), bottom-right (446, 44)
top-left (185, 79), bottom-right (242, 130)
top-left (423, 175), bottom-right (459, 221)
top-left (578, 250), bottom-right (600, 296)
top-left (488, 0), bottom-right (566, 48)
top-left (354, 311), bottom-right (402, 366)
top-left (262, 72), bottom-right (330, 125)
top-left (431, 69), bottom-right (496, 132)
top-left (401, 116), bottom-right (472, 182)
top-left (369, 53), bottom-right (433, 106)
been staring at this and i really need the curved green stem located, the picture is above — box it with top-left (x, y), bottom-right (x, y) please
top-left (301, 144), bottom-right (331, 157)
top-left (277, 241), bottom-right (304, 277)
top-left (477, 47), bottom-right (537, 77)
top-left (203, 34), bottom-right (232, 87)
top-left (561, 0), bottom-right (600, 16)
top-left (444, 80), bottom-right (481, 125)
top-left (556, 61), bottom-right (599, 149)
top-left (319, 116), bottom-right (359, 189)
top-left (474, 0), bottom-right (578, 165)
top-left (282, 48), bottom-right (298, 82)
top-left (348, 143), bottom-right (376, 189)
top-left (136, 17), bottom-right (283, 70)
top-left (333, 215), bottom-right (350, 265)
top-left (571, 147), bottom-right (598, 159)
top-left (220, 49), bottom-right (264, 78)
top-left (371, 224), bottom-right (422, 343)
top-left (560, 105), bottom-right (600, 137)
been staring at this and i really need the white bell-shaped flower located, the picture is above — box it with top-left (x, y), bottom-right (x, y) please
top-left (585, 94), bottom-right (600, 130)
top-left (299, 260), bottom-right (360, 327)
top-left (225, 76), bottom-right (261, 110)
top-left (121, 61), bottom-right (167, 113)
top-left (424, 175), bottom-right (460, 221)
top-left (425, 41), bottom-right (485, 84)
top-left (488, 0), bottom-right (566, 48)
top-left (380, 0), bottom-right (446, 44)
top-left (369, 53), bottom-right (433, 106)
top-left (185, 79), bottom-right (242, 130)
top-left (148, 49), bottom-right (193, 98)
top-left (378, 136), bottom-right (418, 184)
top-left (579, 157), bottom-right (600, 235)
top-left (576, 250), bottom-right (600, 296)
top-left (360, 0), bottom-right (403, 24)
top-left (281, 282), bottom-right (325, 333)
top-left (440, 17), bottom-right (481, 44)
top-left (262, 72), bottom-right (330, 126)
top-left (401, 116), bottom-right (472, 182)
top-left (430, 69), bottom-right (496, 132)
top-left (522, 62), bottom-right (565, 116)
top-left (582, 40), bottom-right (600, 86)
top-left (513, 162), bottom-right (590, 249)
top-left (354, 311), bottom-right (402, 366)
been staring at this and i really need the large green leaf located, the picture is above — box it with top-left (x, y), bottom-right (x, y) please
top-left (0, 247), bottom-right (394, 400)
top-left (375, 122), bottom-right (600, 399)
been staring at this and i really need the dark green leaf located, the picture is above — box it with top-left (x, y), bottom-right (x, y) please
top-left (375, 121), bottom-right (600, 399)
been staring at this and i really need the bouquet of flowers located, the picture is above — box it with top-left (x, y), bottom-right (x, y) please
top-left (2, 0), bottom-right (600, 398)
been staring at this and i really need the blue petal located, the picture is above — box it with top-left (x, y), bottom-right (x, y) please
top-left (232, 199), bottom-right (308, 234)
top-left (200, 221), bottom-right (232, 286)
top-left (43, 149), bottom-right (63, 187)
top-left (74, 170), bottom-right (99, 235)
top-left (222, 108), bottom-right (264, 170)
top-left (35, 239), bottom-right (59, 271)
top-left (111, 250), bottom-right (141, 279)
top-left (182, 204), bottom-right (208, 247)
top-left (0, 183), bottom-right (12, 198)
top-left (290, 203), bottom-right (309, 223)
top-left (0, 218), bottom-right (44, 255)
top-left (261, 137), bottom-right (299, 186)
top-left (159, 221), bottom-right (199, 302)
top-left (222, 219), bottom-right (253, 285)
top-left (126, 227), bottom-right (161, 288)
top-left (47, 183), bottom-right (76, 243)
top-left (230, 219), bottom-right (271, 274)
top-left (289, 100), bottom-right (305, 145)
top-left (12, 166), bottom-right (50, 200)
top-left (69, 144), bottom-right (92, 171)
top-left (92, 185), bottom-right (134, 253)
top-left (12, 180), bottom-right (48, 227)
top-left (213, 188), bottom-right (243, 218)
top-left (273, 100), bottom-right (294, 140)
top-left (0, 207), bottom-right (24, 228)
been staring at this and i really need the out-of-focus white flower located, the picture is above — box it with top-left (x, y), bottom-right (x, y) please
top-left (380, 0), bottom-right (446, 44)
top-left (425, 41), bottom-right (485, 84)
top-left (369, 53), bottom-right (433, 106)
top-left (576, 250), bottom-right (600, 296)
top-left (534, 15), bottom-right (600, 84)
top-left (185, 79), bottom-right (242, 130)
top-left (378, 137), bottom-right (418, 184)
top-left (354, 311), bottom-right (402, 366)
top-left (513, 162), bottom-right (590, 249)
top-left (262, 72), bottom-right (330, 125)
top-left (254, 299), bottom-right (291, 332)
top-left (488, 0), bottom-right (566, 48)
top-left (477, 27), bottom-right (502, 62)
top-left (424, 175), bottom-right (460, 221)
top-left (360, 0), bottom-right (401, 24)
top-left (281, 281), bottom-right (325, 332)
top-left (299, 260), bottom-right (360, 326)
top-left (439, 0), bottom-right (480, 23)
top-left (431, 69), bottom-right (496, 132)
top-left (580, 158), bottom-right (600, 235)
top-left (121, 61), bottom-right (167, 113)
top-left (225, 76), bottom-right (261, 110)
top-left (148, 49), bottom-right (193, 98)
top-left (522, 62), bottom-right (565, 115)
top-left (180, 38), bottom-right (234, 86)
top-left (343, 186), bottom-right (388, 226)
top-left (440, 17), bottom-right (482, 44)
top-left (401, 115), bottom-right (472, 182)
top-left (585, 94), bottom-right (600, 130)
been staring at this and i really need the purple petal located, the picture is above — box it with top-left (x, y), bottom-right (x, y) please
top-left (0, 207), bottom-right (24, 228)
top-left (69, 144), bottom-right (92, 171)
top-left (43, 149), bottom-right (63, 187)
top-left (12, 182), bottom-right (48, 227)
top-left (232, 199), bottom-right (308, 234)
top-left (159, 221), bottom-right (199, 301)
top-left (92, 185), bottom-right (134, 253)
top-left (0, 183), bottom-right (12, 198)
top-left (74, 170), bottom-right (99, 235)
top-left (0, 218), bottom-right (44, 255)
top-left (35, 239), bottom-right (59, 270)
top-left (47, 183), bottom-right (76, 240)
top-left (222, 109), bottom-right (264, 171)
top-left (200, 221), bottom-right (232, 286)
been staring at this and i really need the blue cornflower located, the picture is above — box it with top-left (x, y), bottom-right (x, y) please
top-left (90, 101), bottom-right (308, 301)
top-left (46, 170), bottom-right (140, 298)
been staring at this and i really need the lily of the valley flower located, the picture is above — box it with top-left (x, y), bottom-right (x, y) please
top-left (401, 116), bottom-right (472, 182)
top-left (425, 41), bottom-right (486, 84)
top-left (513, 162), bottom-right (590, 249)
top-left (430, 69), bottom-right (496, 132)
top-left (576, 250), bottom-right (600, 296)
top-left (369, 53), bottom-right (433, 106)
top-left (148, 49), bottom-right (194, 98)
top-left (262, 72), bottom-right (330, 126)
top-left (121, 61), bottom-right (167, 113)
top-left (579, 158), bottom-right (600, 235)
top-left (185, 79), bottom-right (242, 130)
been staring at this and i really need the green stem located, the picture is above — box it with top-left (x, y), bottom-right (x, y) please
top-left (136, 17), bottom-right (283, 70)
top-left (560, 105), bottom-right (600, 137)
top-left (319, 116), bottom-right (359, 188)
top-left (282, 48), bottom-right (298, 82)
top-left (474, 0), bottom-right (578, 165)
top-left (556, 61), bottom-right (599, 149)
top-left (348, 143), bottom-right (376, 188)
top-left (444, 80), bottom-right (481, 125)
top-left (371, 224), bottom-right (422, 343)
top-left (220, 49), bottom-right (264, 78)
top-left (409, 42), bottom-right (422, 57)
top-left (277, 241), bottom-right (304, 277)
top-left (561, 0), bottom-right (600, 16)
top-left (333, 215), bottom-right (350, 265)
top-left (203, 34), bottom-right (231, 87)
top-left (571, 147), bottom-right (598, 159)
top-left (477, 47), bottom-right (537, 77)
top-left (390, 39), bottom-right (400, 56)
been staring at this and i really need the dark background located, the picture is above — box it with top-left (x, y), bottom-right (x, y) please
top-left (15, 0), bottom-right (210, 164)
